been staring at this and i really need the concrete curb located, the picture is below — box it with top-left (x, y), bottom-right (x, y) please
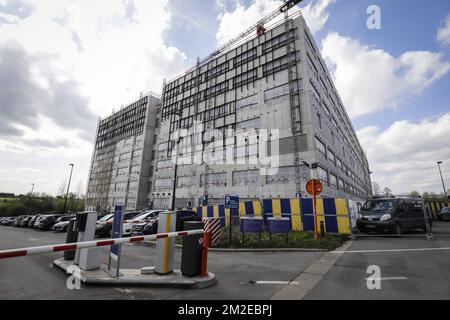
top-left (53, 259), bottom-right (216, 289)
top-left (134, 240), bottom-right (328, 252)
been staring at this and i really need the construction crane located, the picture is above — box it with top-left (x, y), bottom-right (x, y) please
top-left (190, 0), bottom-right (304, 71)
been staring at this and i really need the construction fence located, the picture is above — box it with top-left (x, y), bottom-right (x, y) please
top-left (190, 198), bottom-right (364, 235)
top-left (425, 200), bottom-right (449, 219)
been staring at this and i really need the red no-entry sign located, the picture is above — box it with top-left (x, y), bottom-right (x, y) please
top-left (306, 179), bottom-right (323, 197)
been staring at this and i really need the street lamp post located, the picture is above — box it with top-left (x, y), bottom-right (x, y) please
top-left (437, 161), bottom-right (447, 198)
top-left (62, 164), bottom-right (74, 214)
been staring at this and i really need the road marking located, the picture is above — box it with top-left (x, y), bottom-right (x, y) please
top-left (364, 277), bottom-right (408, 281)
top-left (270, 241), bottom-right (354, 300)
top-left (335, 247), bottom-right (450, 254)
top-left (256, 281), bottom-right (299, 285)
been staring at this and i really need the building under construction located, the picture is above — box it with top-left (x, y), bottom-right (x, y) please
top-left (85, 93), bottom-right (160, 213)
top-left (151, 8), bottom-right (372, 209)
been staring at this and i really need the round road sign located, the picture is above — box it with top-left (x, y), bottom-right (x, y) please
top-left (306, 179), bottom-right (323, 196)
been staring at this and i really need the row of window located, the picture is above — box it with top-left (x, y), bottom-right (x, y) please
top-left (315, 136), bottom-right (368, 192)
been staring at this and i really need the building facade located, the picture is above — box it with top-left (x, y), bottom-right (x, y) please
top-left (85, 93), bottom-right (160, 213)
top-left (151, 13), bottom-right (371, 209)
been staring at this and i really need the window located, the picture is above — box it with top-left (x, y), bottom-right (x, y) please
top-left (233, 48), bottom-right (257, 67)
top-left (263, 55), bottom-right (289, 76)
top-left (336, 157), bottom-right (343, 169)
top-left (205, 62), bottom-right (229, 80)
top-left (262, 30), bottom-right (295, 53)
top-left (233, 69), bottom-right (257, 87)
top-left (338, 179), bottom-right (345, 190)
top-left (205, 81), bottom-right (228, 98)
top-left (317, 166), bottom-right (328, 185)
top-left (317, 113), bottom-right (322, 129)
top-left (327, 149), bottom-right (336, 165)
top-left (315, 137), bottom-right (326, 155)
top-left (330, 173), bottom-right (338, 189)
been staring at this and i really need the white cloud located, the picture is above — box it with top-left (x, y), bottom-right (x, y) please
top-left (321, 33), bottom-right (450, 119)
top-left (357, 113), bottom-right (450, 194)
top-left (437, 13), bottom-right (450, 45)
top-left (301, 0), bottom-right (335, 35)
top-left (0, 0), bottom-right (188, 195)
top-left (216, 0), bottom-right (334, 45)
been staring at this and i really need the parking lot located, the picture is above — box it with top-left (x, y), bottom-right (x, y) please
top-left (1, 221), bottom-right (450, 300)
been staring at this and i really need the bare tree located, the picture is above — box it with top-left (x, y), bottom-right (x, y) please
top-left (372, 182), bottom-right (381, 195)
top-left (383, 187), bottom-right (392, 196)
top-left (75, 180), bottom-right (84, 198)
top-left (58, 180), bottom-right (67, 197)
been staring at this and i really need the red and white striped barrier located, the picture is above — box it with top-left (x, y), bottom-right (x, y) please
top-left (0, 229), bottom-right (204, 260)
top-left (203, 218), bottom-right (221, 247)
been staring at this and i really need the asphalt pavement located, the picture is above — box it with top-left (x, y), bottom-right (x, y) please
top-left (304, 221), bottom-right (450, 299)
top-left (1, 221), bottom-right (450, 300)
top-left (0, 226), bottom-right (323, 300)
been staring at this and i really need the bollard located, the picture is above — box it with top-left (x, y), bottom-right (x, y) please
top-left (201, 232), bottom-right (211, 277)
top-left (181, 221), bottom-right (204, 277)
top-left (155, 211), bottom-right (176, 275)
top-left (320, 221), bottom-right (325, 238)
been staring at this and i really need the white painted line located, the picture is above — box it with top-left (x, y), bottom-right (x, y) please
top-left (364, 277), bottom-right (408, 281)
top-left (256, 281), bottom-right (299, 285)
top-left (335, 247), bottom-right (450, 254)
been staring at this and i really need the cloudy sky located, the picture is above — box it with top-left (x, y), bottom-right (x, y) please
top-left (0, 0), bottom-right (449, 196)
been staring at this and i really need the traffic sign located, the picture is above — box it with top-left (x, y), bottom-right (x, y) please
top-left (224, 195), bottom-right (239, 209)
top-left (306, 179), bottom-right (323, 197)
top-left (108, 205), bottom-right (123, 278)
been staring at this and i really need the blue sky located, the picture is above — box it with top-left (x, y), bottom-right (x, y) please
top-left (166, 0), bottom-right (450, 131)
top-left (1, 0), bottom-right (449, 195)
top-left (163, 0), bottom-right (450, 193)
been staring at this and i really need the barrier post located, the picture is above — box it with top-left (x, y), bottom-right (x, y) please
top-left (201, 232), bottom-right (211, 277)
top-left (155, 211), bottom-right (176, 275)
top-left (320, 221), bottom-right (325, 238)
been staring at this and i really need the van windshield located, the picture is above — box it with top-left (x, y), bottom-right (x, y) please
top-left (362, 199), bottom-right (396, 212)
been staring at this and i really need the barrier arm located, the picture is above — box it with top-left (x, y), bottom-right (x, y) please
top-left (0, 229), bottom-right (204, 260)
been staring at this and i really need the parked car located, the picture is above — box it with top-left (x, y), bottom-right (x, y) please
top-left (14, 216), bottom-right (26, 227)
top-left (27, 215), bottom-right (40, 228)
top-left (123, 210), bottom-right (161, 236)
top-left (357, 197), bottom-right (431, 234)
top-left (52, 215), bottom-right (74, 232)
top-left (33, 215), bottom-right (44, 228)
top-left (438, 207), bottom-right (450, 221)
top-left (20, 216), bottom-right (32, 227)
top-left (36, 215), bottom-right (62, 231)
top-left (95, 212), bottom-right (141, 237)
top-left (135, 210), bottom-right (199, 235)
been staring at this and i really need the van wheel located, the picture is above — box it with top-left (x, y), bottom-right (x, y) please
top-left (394, 224), bottom-right (402, 235)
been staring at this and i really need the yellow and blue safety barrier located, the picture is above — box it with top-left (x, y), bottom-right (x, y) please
top-left (425, 201), bottom-right (449, 219)
top-left (191, 198), bottom-right (352, 234)
top-left (262, 198), bottom-right (351, 234)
